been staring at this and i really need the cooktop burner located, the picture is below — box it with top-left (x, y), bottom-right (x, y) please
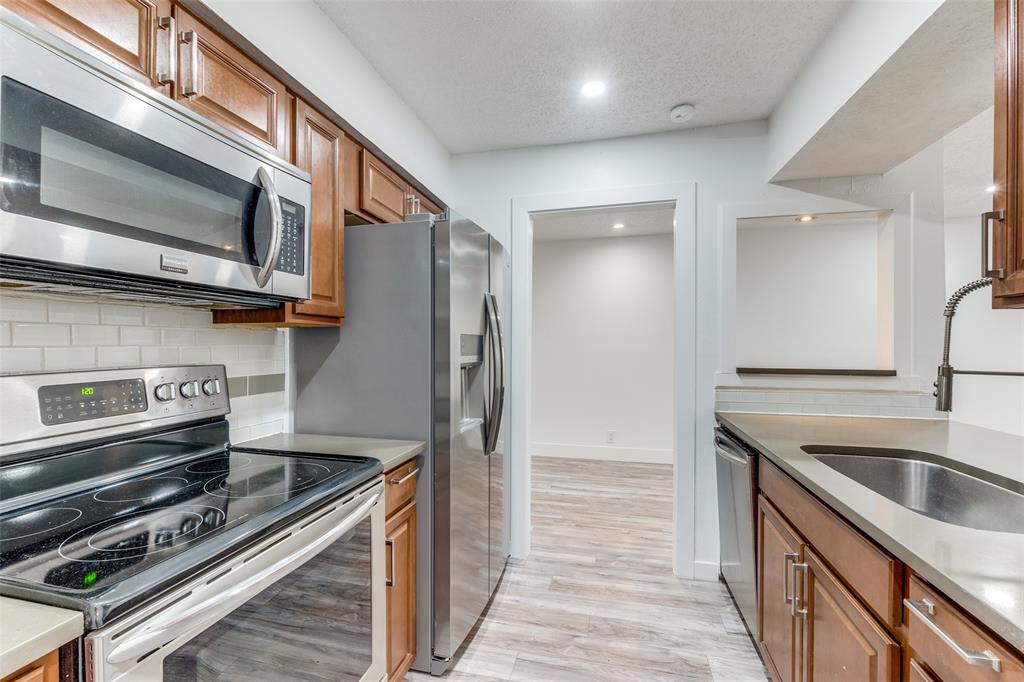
top-left (0, 450), bottom-right (379, 598)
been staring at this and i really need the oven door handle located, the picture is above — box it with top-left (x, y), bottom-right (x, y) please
top-left (105, 487), bottom-right (381, 665)
top-left (254, 166), bottom-right (283, 289)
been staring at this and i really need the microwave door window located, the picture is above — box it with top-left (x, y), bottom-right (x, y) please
top-left (0, 77), bottom-right (268, 266)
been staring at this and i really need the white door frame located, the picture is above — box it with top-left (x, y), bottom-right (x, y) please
top-left (508, 182), bottom-right (699, 578)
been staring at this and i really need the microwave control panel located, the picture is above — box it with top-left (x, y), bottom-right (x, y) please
top-left (276, 199), bottom-right (306, 276)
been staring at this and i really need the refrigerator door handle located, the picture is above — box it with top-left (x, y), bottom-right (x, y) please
top-left (484, 292), bottom-right (505, 455)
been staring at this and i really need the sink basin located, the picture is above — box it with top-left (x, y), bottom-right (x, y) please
top-left (805, 448), bottom-right (1024, 534)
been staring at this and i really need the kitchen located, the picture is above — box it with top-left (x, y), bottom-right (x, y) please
top-left (0, 1), bottom-right (1021, 681)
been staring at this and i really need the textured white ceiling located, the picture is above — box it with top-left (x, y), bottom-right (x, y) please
top-left (943, 107), bottom-right (994, 219)
top-left (315, 0), bottom-right (847, 153)
top-left (533, 203), bottom-right (674, 241)
top-left (773, 0), bottom-right (993, 181)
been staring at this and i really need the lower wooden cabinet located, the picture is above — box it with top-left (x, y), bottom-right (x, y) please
top-left (1, 649), bottom-right (59, 682)
top-left (801, 548), bottom-right (899, 681)
top-left (386, 499), bottom-right (417, 682)
top-left (758, 497), bottom-right (803, 682)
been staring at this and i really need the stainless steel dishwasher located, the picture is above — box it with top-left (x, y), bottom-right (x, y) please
top-left (715, 423), bottom-right (759, 638)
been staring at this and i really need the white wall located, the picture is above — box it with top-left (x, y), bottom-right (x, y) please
top-left (736, 218), bottom-right (884, 369)
top-left (204, 0), bottom-right (453, 202)
top-left (0, 294), bottom-right (288, 443)
top-left (531, 234), bottom-right (674, 463)
top-left (453, 120), bottom-right (950, 578)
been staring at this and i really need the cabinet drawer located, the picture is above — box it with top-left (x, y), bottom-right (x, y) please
top-left (759, 459), bottom-right (902, 630)
top-left (909, 659), bottom-right (939, 682)
top-left (384, 459), bottom-right (420, 517)
top-left (906, 577), bottom-right (1024, 682)
top-left (1, 649), bottom-right (58, 682)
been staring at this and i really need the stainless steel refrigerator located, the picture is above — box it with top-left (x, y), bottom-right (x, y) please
top-left (292, 210), bottom-right (509, 676)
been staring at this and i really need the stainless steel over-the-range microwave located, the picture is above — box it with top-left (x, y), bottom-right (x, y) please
top-left (0, 9), bottom-right (311, 307)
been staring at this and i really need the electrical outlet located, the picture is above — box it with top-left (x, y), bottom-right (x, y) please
top-left (606, 430), bottom-right (616, 444)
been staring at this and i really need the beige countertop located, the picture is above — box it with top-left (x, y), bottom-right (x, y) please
top-left (0, 597), bottom-right (82, 676)
top-left (716, 412), bottom-right (1024, 653)
top-left (237, 433), bottom-right (425, 472)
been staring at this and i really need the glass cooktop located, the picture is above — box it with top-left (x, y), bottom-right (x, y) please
top-left (0, 450), bottom-right (379, 595)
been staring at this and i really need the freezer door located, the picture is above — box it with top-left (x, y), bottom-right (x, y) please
top-left (433, 214), bottom-right (492, 664)
top-left (487, 238), bottom-right (509, 594)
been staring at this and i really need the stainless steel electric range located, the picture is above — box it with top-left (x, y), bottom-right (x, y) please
top-left (0, 365), bottom-right (387, 682)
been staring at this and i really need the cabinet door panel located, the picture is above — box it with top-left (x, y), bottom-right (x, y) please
top-left (1, 649), bottom-right (59, 682)
top-left (2, 0), bottom-right (162, 83)
top-left (361, 150), bottom-right (407, 224)
top-left (292, 99), bottom-right (345, 319)
top-left (994, 0), bottom-right (1024, 306)
top-left (908, 659), bottom-right (939, 682)
top-left (802, 549), bottom-right (899, 682)
top-left (175, 7), bottom-right (287, 157)
top-left (386, 501), bottom-right (416, 682)
top-left (758, 496), bottom-right (802, 682)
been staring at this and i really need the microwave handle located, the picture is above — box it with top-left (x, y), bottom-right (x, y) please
top-left (254, 166), bottom-right (283, 288)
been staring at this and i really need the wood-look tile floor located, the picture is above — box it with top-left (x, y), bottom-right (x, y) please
top-left (406, 457), bottom-right (768, 682)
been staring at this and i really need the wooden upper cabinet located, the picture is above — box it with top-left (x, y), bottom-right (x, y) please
top-left (174, 6), bottom-right (288, 158)
top-left (292, 99), bottom-right (345, 319)
top-left (758, 496), bottom-right (803, 682)
top-left (1, 0), bottom-right (171, 86)
top-left (993, 0), bottom-right (1024, 307)
top-left (361, 149), bottom-right (408, 223)
top-left (801, 548), bottom-right (899, 682)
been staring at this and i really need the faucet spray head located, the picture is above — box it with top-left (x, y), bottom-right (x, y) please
top-left (934, 364), bottom-right (954, 412)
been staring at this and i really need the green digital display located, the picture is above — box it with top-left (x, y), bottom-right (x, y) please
top-left (82, 571), bottom-right (98, 587)
top-left (81, 387), bottom-right (94, 396)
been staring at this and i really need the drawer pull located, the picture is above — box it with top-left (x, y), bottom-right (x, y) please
top-left (782, 552), bottom-right (799, 605)
top-left (385, 538), bottom-right (395, 588)
top-left (905, 598), bottom-right (1002, 672)
top-left (389, 467), bottom-right (420, 486)
top-left (791, 562), bottom-right (809, 620)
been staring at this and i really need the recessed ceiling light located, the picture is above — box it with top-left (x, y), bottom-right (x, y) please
top-left (581, 80), bottom-right (606, 98)
top-left (797, 215), bottom-right (815, 223)
top-left (612, 223), bottom-right (625, 230)
top-left (986, 184), bottom-right (997, 193)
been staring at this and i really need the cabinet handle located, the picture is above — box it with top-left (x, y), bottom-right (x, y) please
top-left (389, 467), bottom-right (420, 486)
top-left (782, 552), bottom-right (798, 605)
top-left (156, 16), bottom-right (176, 85)
top-left (791, 562), bottom-right (808, 619)
top-left (180, 30), bottom-right (199, 97)
top-left (414, 197), bottom-right (421, 213)
top-left (385, 538), bottom-right (395, 588)
top-left (982, 210), bottom-right (1006, 279)
top-left (904, 598), bottom-right (1002, 672)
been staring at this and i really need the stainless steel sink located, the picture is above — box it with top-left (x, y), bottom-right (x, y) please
top-left (805, 448), bottom-right (1024, 534)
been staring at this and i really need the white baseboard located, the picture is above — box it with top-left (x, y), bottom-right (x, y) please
top-left (530, 441), bottom-right (673, 464)
top-left (691, 559), bottom-right (721, 582)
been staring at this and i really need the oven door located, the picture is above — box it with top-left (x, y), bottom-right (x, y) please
top-left (86, 481), bottom-right (386, 682)
top-left (0, 17), bottom-right (310, 301)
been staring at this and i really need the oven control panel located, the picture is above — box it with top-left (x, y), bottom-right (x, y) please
top-left (38, 378), bottom-right (148, 426)
top-left (275, 199), bottom-right (306, 276)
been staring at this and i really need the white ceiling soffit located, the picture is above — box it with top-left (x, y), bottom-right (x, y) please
top-left (943, 106), bottom-right (994, 219)
top-left (772, 0), bottom-right (993, 182)
top-left (532, 203), bottom-right (675, 241)
top-left (315, 0), bottom-right (846, 154)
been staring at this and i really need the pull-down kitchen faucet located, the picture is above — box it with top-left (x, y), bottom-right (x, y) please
top-left (934, 278), bottom-right (1024, 411)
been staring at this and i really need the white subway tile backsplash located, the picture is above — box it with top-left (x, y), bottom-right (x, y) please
top-left (0, 297), bottom-right (47, 322)
top-left (48, 300), bottom-right (100, 324)
top-left (13, 323), bottom-right (70, 346)
top-left (179, 346), bottom-right (212, 363)
top-left (0, 323), bottom-right (10, 346)
top-left (143, 307), bottom-right (180, 327)
top-left (178, 309), bottom-right (213, 326)
top-left (72, 325), bottom-right (119, 346)
top-left (162, 328), bottom-right (195, 346)
top-left (210, 346), bottom-right (237, 363)
top-left (98, 346), bottom-right (140, 367)
top-left (716, 386), bottom-right (943, 420)
top-left (100, 304), bottom-right (145, 326)
top-left (0, 347), bottom-right (43, 371)
top-left (120, 326), bottom-right (162, 345)
top-left (141, 346), bottom-right (179, 365)
top-left (45, 347), bottom-right (96, 369)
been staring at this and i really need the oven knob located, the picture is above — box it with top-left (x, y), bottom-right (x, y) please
top-left (179, 380), bottom-right (199, 399)
top-left (154, 383), bottom-right (176, 402)
top-left (201, 378), bottom-right (221, 396)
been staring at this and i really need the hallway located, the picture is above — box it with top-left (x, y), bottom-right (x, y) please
top-left (407, 457), bottom-right (768, 681)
